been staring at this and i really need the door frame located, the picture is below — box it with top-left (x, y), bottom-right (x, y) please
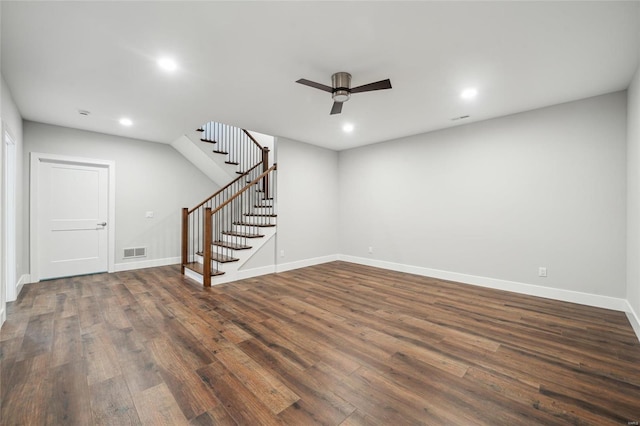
top-left (3, 127), bottom-right (16, 302)
top-left (30, 152), bottom-right (115, 282)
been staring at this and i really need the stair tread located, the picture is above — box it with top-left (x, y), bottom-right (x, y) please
top-left (212, 240), bottom-right (252, 250)
top-left (233, 221), bottom-right (276, 228)
top-left (200, 138), bottom-right (217, 144)
top-left (196, 128), bottom-right (204, 132)
top-left (196, 252), bottom-right (239, 263)
top-left (244, 213), bottom-right (277, 217)
top-left (222, 231), bottom-right (264, 238)
top-left (183, 262), bottom-right (225, 276)
top-left (213, 150), bottom-right (228, 155)
top-left (225, 161), bottom-right (239, 165)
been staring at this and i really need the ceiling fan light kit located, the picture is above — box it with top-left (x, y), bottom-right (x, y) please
top-left (331, 72), bottom-right (352, 103)
top-left (296, 72), bottom-right (392, 115)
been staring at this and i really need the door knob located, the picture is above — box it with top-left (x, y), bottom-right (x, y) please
top-left (98, 222), bottom-right (107, 226)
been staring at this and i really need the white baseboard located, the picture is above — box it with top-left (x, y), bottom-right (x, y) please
top-left (338, 255), bottom-right (629, 313)
top-left (275, 254), bottom-right (338, 273)
top-left (0, 307), bottom-right (6, 328)
top-left (114, 256), bottom-right (181, 272)
top-left (204, 265), bottom-right (278, 286)
top-left (237, 265), bottom-right (277, 281)
top-left (189, 254), bottom-right (338, 285)
top-left (183, 264), bottom-right (279, 286)
top-left (198, 255), bottom-right (338, 286)
top-left (14, 274), bottom-right (30, 300)
top-left (624, 301), bottom-right (640, 343)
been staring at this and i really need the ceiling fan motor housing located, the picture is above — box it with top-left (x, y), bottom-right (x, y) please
top-left (332, 72), bottom-right (351, 103)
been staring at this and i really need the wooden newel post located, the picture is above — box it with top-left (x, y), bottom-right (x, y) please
top-left (181, 208), bottom-right (188, 274)
top-left (203, 207), bottom-right (212, 287)
top-left (262, 147), bottom-right (270, 199)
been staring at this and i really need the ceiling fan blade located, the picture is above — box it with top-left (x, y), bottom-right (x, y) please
top-left (296, 78), bottom-right (333, 93)
top-left (330, 101), bottom-right (343, 115)
top-left (351, 79), bottom-right (392, 94)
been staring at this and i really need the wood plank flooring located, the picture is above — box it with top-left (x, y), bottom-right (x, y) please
top-left (1, 261), bottom-right (640, 425)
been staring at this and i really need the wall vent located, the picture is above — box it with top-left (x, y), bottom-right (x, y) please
top-left (123, 247), bottom-right (147, 259)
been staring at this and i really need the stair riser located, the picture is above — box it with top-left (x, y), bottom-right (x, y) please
top-left (256, 199), bottom-right (274, 207)
top-left (233, 224), bottom-right (264, 234)
top-left (195, 252), bottom-right (237, 264)
top-left (242, 216), bottom-right (276, 226)
top-left (221, 234), bottom-right (261, 245)
top-left (252, 207), bottom-right (276, 215)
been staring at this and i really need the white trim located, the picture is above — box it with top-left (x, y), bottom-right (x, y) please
top-left (115, 256), bottom-right (180, 272)
top-left (221, 265), bottom-right (276, 285)
top-left (206, 265), bottom-right (278, 286)
top-left (237, 265), bottom-right (277, 280)
top-left (3, 128), bottom-right (17, 302)
top-left (338, 255), bottom-right (629, 312)
top-left (15, 274), bottom-right (29, 299)
top-left (183, 267), bottom-right (203, 285)
top-left (624, 301), bottom-right (640, 342)
top-left (275, 254), bottom-right (338, 273)
top-left (183, 255), bottom-right (339, 287)
top-left (0, 307), bottom-right (5, 328)
top-left (30, 152), bottom-right (116, 282)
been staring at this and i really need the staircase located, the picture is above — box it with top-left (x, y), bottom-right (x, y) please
top-left (181, 122), bottom-right (277, 286)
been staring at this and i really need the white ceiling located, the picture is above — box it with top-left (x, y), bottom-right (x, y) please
top-left (2, 1), bottom-right (639, 151)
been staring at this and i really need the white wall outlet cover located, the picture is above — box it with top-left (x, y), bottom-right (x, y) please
top-left (145, 211), bottom-right (154, 218)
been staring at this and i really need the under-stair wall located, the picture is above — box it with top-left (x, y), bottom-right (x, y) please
top-left (172, 121), bottom-right (265, 187)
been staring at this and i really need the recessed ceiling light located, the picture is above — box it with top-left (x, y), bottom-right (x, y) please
top-left (343, 123), bottom-right (354, 133)
top-left (119, 118), bottom-right (133, 126)
top-left (460, 88), bottom-right (478, 100)
top-left (157, 57), bottom-right (177, 72)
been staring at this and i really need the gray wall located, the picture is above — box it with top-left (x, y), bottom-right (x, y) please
top-left (628, 65), bottom-right (640, 316)
top-left (339, 92), bottom-right (627, 298)
top-left (23, 121), bottom-right (218, 270)
top-left (275, 137), bottom-right (339, 267)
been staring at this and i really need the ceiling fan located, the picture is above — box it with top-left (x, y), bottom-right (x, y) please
top-left (296, 72), bottom-right (392, 115)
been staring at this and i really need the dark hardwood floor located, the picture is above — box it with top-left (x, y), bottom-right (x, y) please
top-left (1, 261), bottom-right (640, 425)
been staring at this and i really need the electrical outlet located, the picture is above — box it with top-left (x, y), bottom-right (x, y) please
top-left (538, 267), bottom-right (547, 277)
top-left (280, 249), bottom-right (285, 258)
top-left (145, 211), bottom-right (154, 218)
top-left (368, 246), bottom-right (373, 254)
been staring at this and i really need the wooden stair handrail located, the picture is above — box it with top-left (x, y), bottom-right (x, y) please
top-left (242, 129), bottom-right (263, 150)
top-left (209, 164), bottom-right (277, 216)
top-left (188, 163), bottom-right (262, 214)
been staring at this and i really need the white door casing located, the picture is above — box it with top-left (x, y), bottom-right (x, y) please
top-left (3, 129), bottom-right (16, 301)
top-left (31, 153), bottom-right (115, 281)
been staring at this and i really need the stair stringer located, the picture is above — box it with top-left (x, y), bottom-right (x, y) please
top-left (184, 226), bottom-right (276, 286)
top-left (170, 134), bottom-right (238, 187)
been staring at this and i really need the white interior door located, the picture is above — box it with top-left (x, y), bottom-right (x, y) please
top-left (36, 159), bottom-right (109, 280)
